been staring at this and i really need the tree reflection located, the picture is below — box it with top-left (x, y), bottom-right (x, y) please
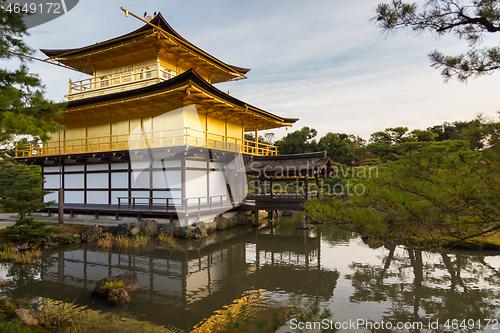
top-left (346, 247), bottom-right (500, 332)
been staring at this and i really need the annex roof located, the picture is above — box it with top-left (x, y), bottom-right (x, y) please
top-left (246, 151), bottom-right (336, 178)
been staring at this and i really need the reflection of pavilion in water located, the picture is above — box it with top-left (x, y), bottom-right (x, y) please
top-left (19, 227), bottom-right (337, 330)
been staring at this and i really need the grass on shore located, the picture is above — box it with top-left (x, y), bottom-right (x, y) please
top-left (402, 232), bottom-right (500, 251)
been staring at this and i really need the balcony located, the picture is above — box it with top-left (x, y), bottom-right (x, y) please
top-left (14, 127), bottom-right (278, 158)
top-left (67, 66), bottom-right (177, 99)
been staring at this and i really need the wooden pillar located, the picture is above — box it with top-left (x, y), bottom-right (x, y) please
top-left (181, 157), bottom-right (186, 211)
top-left (316, 175), bottom-right (320, 199)
top-left (254, 128), bottom-right (258, 154)
top-left (304, 177), bottom-right (308, 199)
top-left (58, 189), bottom-right (64, 225)
top-left (270, 179), bottom-right (273, 199)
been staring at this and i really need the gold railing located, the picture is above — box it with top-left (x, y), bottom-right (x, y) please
top-left (69, 67), bottom-right (177, 94)
top-left (14, 127), bottom-right (278, 158)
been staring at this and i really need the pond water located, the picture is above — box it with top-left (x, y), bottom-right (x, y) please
top-left (1, 214), bottom-right (500, 332)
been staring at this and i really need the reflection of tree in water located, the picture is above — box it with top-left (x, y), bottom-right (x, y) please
top-left (346, 246), bottom-right (500, 332)
top-left (319, 225), bottom-right (355, 245)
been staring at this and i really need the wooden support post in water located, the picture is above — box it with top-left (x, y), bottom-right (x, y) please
top-left (316, 176), bottom-right (320, 199)
top-left (58, 189), bottom-right (64, 225)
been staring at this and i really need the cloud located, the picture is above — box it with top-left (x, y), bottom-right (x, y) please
top-left (7, 0), bottom-right (500, 142)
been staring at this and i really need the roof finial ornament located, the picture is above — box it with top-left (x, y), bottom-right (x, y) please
top-left (143, 11), bottom-right (152, 22)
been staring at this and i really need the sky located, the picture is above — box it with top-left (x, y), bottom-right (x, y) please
top-left (8, 0), bottom-right (500, 142)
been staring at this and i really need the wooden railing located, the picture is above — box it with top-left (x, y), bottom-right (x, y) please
top-left (68, 67), bottom-right (176, 94)
top-left (15, 127), bottom-right (278, 158)
top-left (117, 194), bottom-right (232, 212)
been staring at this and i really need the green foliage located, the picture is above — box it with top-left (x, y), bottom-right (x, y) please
top-left (0, 1), bottom-right (62, 149)
top-left (7, 218), bottom-right (55, 246)
top-left (276, 127), bottom-right (364, 163)
top-left (306, 139), bottom-right (500, 246)
top-left (0, 298), bottom-right (47, 332)
top-left (289, 294), bottom-right (337, 333)
top-left (55, 235), bottom-right (78, 245)
top-left (427, 115), bottom-right (500, 150)
top-left (366, 127), bottom-right (439, 162)
top-left (275, 127), bottom-right (318, 155)
top-left (102, 281), bottom-right (125, 292)
top-left (317, 133), bottom-right (364, 164)
top-left (0, 159), bottom-right (53, 218)
top-left (373, 0), bottom-right (500, 81)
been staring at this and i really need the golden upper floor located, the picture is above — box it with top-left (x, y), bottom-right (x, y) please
top-left (42, 13), bottom-right (250, 100)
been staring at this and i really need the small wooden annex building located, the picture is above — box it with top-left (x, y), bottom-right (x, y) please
top-left (244, 151), bottom-right (336, 211)
top-left (15, 12), bottom-right (298, 223)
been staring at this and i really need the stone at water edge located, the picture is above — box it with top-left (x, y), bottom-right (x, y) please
top-left (107, 288), bottom-right (130, 305)
top-left (14, 309), bottom-right (38, 325)
top-left (81, 225), bottom-right (102, 242)
top-left (130, 226), bottom-right (141, 236)
top-left (159, 220), bottom-right (181, 235)
top-left (194, 221), bottom-right (208, 238)
top-left (92, 271), bottom-right (140, 298)
top-left (109, 223), bottom-right (130, 237)
top-left (141, 219), bottom-right (158, 236)
top-left (12, 240), bottom-right (29, 252)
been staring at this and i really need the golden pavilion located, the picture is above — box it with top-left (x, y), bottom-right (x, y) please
top-left (16, 12), bottom-right (297, 220)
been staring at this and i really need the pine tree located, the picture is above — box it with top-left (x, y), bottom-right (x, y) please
top-left (0, 158), bottom-right (53, 218)
top-left (374, 0), bottom-right (500, 82)
top-left (0, 0), bottom-right (61, 151)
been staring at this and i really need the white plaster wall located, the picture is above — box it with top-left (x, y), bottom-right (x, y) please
top-left (152, 170), bottom-right (181, 189)
top-left (64, 174), bottom-right (84, 189)
top-left (43, 166), bottom-right (62, 173)
top-left (111, 172), bottom-right (128, 188)
top-left (86, 191), bottom-right (108, 205)
top-left (87, 173), bottom-right (108, 189)
top-left (111, 163), bottom-right (128, 170)
top-left (65, 191), bottom-right (84, 204)
top-left (44, 192), bottom-right (58, 203)
top-left (131, 171), bottom-right (150, 188)
top-left (65, 165), bottom-right (84, 172)
top-left (186, 170), bottom-right (208, 199)
top-left (186, 160), bottom-right (207, 168)
top-left (111, 191), bottom-right (129, 205)
top-left (209, 170), bottom-right (227, 197)
top-left (152, 160), bottom-right (181, 168)
top-left (87, 164), bottom-right (108, 171)
top-left (44, 174), bottom-right (61, 189)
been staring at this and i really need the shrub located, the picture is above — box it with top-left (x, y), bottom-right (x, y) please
top-left (7, 218), bottom-right (55, 247)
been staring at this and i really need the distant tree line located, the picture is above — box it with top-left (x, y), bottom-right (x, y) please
top-left (271, 115), bottom-right (499, 165)
top-left (303, 114), bottom-right (500, 248)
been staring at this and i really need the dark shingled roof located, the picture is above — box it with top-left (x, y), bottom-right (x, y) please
top-left (40, 13), bottom-right (250, 75)
top-left (246, 151), bottom-right (335, 178)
